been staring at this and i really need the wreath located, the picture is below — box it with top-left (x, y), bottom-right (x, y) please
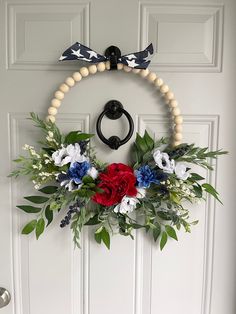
top-left (9, 43), bottom-right (227, 250)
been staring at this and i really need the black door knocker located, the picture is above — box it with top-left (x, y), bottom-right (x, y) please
top-left (96, 100), bottom-right (134, 150)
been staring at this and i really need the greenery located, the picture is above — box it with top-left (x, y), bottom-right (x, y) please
top-left (9, 113), bottom-right (228, 250)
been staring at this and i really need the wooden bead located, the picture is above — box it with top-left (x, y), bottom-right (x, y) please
top-left (140, 69), bottom-right (150, 78)
top-left (46, 115), bottom-right (56, 123)
top-left (65, 77), bottom-right (75, 87)
top-left (97, 62), bottom-right (106, 72)
top-left (173, 141), bottom-right (181, 147)
top-left (72, 72), bottom-right (82, 82)
top-left (105, 61), bottom-right (110, 70)
top-left (147, 72), bottom-right (157, 82)
top-left (160, 84), bottom-right (169, 94)
top-left (89, 64), bottom-right (97, 74)
top-left (154, 78), bottom-right (163, 87)
top-left (174, 115), bottom-right (183, 124)
top-left (80, 67), bottom-right (89, 77)
top-left (123, 65), bottom-right (132, 72)
top-left (174, 124), bottom-right (183, 133)
top-left (169, 100), bottom-right (178, 108)
top-left (172, 107), bottom-right (181, 116)
top-left (117, 63), bottom-right (124, 70)
top-left (54, 90), bottom-right (64, 100)
top-left (165, 91), bottom-right (174, 101)
top-left (174, 133), bottom-right (183, 141)
top-left (59, 83), bottom-right (69, 93)
top-left (48, 107), bottom-right (57, 115)
top-left (132, 68), bottom-right (141, 74)
top-left (51, 98), bottom-right (61, 108)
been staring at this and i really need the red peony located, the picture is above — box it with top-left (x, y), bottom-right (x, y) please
top-left (92, 163), bottom-right (137, 206)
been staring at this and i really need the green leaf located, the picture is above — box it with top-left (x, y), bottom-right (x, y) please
top-left (160, 231), bottom-right (168, 250)
top-left (190, 173), bottom-right (205, 181)
top-left (24, 196), bottom-right (49, 204)
top-left (94, 226), bottom-right (103, 244)
top-left (144, 130), bottom-right (154, 150)
top-left (39, 186), bottom-right (58, 194)
top-left (36, 218), bottom-right (45, 239)
top-left (82, 175), bottom-right (94, 184)
top-left (17, 205), bottom-right (42, 213)
top-left (101, 227), bottom-right (110, 249)
top-left (131, 144), bottom-right (141, 165)
top-left (131, 223), bottom-right (145, 229)
top-left (165, 225), bottom-right (178, 241)
top-left (153, 222), bottom-right (161, 242)
top-left (169, 192), bottom-right (181, 204)
top-left (202, 183), bottom-right (219, 195)
top-left (94, 232), bottom-right (102, 244)
top-left (157, 211), bottom-right (172, 221)
top-left (193, 184), bottom-right (203, 198)
top-left (65, 131), bottom-right (94, 144)
top-left (135, 133), bottom-right (148, 153)
top-left (85, 215), bottom-right (100, 225)
top-left (202, 183), bottom-right (223, 204)
top-left (45, 205), bottom-right (53, 226)
top-left (22, 220), bottom-right (37, 234)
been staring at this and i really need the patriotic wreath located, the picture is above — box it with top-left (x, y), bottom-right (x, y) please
top-left (9, 43), bottom-right (227, 250)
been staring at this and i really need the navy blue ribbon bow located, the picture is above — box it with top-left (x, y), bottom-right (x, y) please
top-left (59, 42), bottom-right (153, 69)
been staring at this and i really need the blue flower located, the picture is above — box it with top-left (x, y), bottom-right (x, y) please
top-left (67, 161), bottom-right (91, 184)
top-left (135, 165), bottom-right (166, 188)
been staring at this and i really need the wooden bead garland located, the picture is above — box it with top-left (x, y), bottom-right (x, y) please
top-left (72, 72), bottom-right (82, 81)
top-left (59, 83), bottom-right (70, 93)
top-left (65, 77), bottom-right (75, 87)
top-left (47, 62), bottom-right (183, 146)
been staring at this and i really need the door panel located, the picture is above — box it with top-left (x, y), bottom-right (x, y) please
top-left (0, 0), bottom-right (235, 314)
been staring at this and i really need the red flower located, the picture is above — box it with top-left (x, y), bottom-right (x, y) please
top-left (93, 163), bottom-right (137, 206)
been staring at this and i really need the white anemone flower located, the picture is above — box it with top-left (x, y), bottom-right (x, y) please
top-left (60, 178), bottom-right (82, 192)
top-left (153, 149), bottom-right (175, 174)
top-left (52, 143), bottom-right (87, 167)
top-left (87, 167), bottom-right (98, 179)
top-left (114, 196), bottom-right (139, 214)
top-left (175, 162), bottom-right (190, 180)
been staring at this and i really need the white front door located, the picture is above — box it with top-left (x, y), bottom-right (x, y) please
top-left (0, 0), bottom-right (235, 313)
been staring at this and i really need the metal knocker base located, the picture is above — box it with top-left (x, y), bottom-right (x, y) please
top-left (96, 100), bottom-right (134, 150)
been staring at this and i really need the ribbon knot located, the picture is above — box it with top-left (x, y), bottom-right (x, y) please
top-left (59, 42), bottom-right (154, 69)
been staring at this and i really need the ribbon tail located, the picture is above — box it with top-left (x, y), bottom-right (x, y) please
top-left (59, 42), bottom-right (107, 63)
top-left (119, 43), bottom-right (154, 69)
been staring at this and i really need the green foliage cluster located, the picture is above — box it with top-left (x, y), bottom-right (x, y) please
top-left (9, 114), bottom-right (228, 250)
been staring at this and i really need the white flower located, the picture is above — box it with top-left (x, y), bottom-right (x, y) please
top-left (87, 167), bottom-right (98, 179)
top-left (136, 187), bottom-right (146, 199)
top-left (114, 196), bottom-right (139, 214)
top-left (52, 143), bottom-right (87, 167)
top-left (65, 180), bottom-right (82, 192)
top-left (48, 131), bottom-right (54, 138)
top-left (153, 149), bottom-right (175, 174)
top-left (175, 162), bottom-right (189, 180)
top-left (22, 144), bottom-right (30, 150)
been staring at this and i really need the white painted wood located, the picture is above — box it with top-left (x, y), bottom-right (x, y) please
top-left (0, 0), bottom-right (235, 314)
top-left (139, 3), bottom-right (224, 72)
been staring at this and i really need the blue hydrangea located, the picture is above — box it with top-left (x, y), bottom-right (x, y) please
top-left (136, 165), bottom-right (164, 188)
top-left (67, 161), bottom-right (91, 184)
